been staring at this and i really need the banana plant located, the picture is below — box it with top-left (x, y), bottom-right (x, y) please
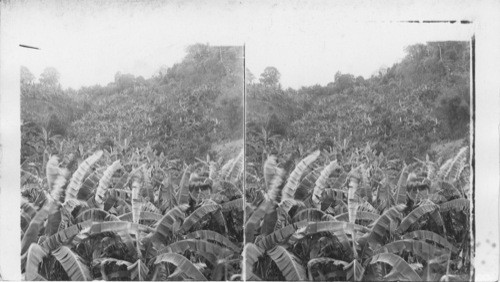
top-left (21, 149), bottom-right (244, 281)
top-left (245, 146), bottom-right (471, 281)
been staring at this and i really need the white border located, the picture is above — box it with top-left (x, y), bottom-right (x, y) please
top-left (1, 0), bottom-right (499, 281)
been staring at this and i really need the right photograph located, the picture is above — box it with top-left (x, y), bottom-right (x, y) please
top-left (244, 32), bottom-right (473, 281)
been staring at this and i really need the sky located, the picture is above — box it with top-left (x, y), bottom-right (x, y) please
top-left (2, 0), bottom-right (473, 90)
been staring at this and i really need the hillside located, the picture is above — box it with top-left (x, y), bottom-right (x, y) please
top-left (21, 44), bottom-right (243, 164)
top-left (246, 41), bottom-right (470, 165)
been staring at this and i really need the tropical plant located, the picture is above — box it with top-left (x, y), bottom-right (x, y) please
top-left (244, 146), bottom-right (471, 281)
top-left (21, 148), bottom-right (244, 281)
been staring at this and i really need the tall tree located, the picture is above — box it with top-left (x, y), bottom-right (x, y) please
top-left (39, 67), bottom-right (60, 88)
top-left (245, 68), bottom-right (255, 85)
top-left (259, 66), bottom-right (281, 88)
top-left (21, 66), bottom-right (35, 85)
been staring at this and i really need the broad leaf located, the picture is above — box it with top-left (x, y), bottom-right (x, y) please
top-left (257, 221), bottom-right (308, 250)
top-left (345, 259), bottom-right (365, 281)
top-left (128, 259), bottom-right (149, 281)
top-left (76, 208), bottom-right (119, 223)
top-left (65, 151), bottom-right (103, 203)
top-left (155, 253), bottom-right (207, 281)
top-left (402, 230), bottom-right (458, 253)
top-left (307, 257), bottom-right (348, 281)
top-left (52, 246), bottom-right (92, 281)
top-left (118, 211), bottom-right (163, 225)
top-left (281, 150), bottom-right (320, 202)
top-left (24, 243), bottom-right (48, 279)
top-left (185, 230), bottom-right (240, 252)
top-left (396, 202), bottom-right (437, 234)
top-left (292, 208), bottom-right (326, 223)
top-left (21, 202), bottom-right (51, 255)
top-left (267, 245), bottom-right (307, 281)
top-left (245, 198), bottom-right (273, 243)
top-left (89, 221), bottom-right (153, 236)
top-left (42, 220), bottom-right (93, 251)
top-left (159, 239), bottom-right (234, 261)
top-left (440, 198), bottom-right (470, 213)
top-left (221, 198), bottom-right (243, 212)
top-left (370, 253), bottom-right (422, 281)
top-left (95, 160), bottom-right (122, 207)
top-left (334, 211), bottom-right (380, 223)
top-left (290, 221), bottom-right (369, 244)
top-left (374, 239), bottom-right (446, 261)
top-left (312, 161), bottom-right (340, 206)
top-left (179, 204), bottom-right (220, 233)
top-left (154, 205), bottom-right (186, 240)
top-left (395, 164), bottom-right (409, 205)
top-left (365, 204), bottom-right (404, 246)
top-left (244, 243), bottom-right (264, 281)
top-left (177, 164), bottom-right (193, 206)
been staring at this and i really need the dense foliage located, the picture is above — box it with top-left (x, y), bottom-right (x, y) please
top-left (244, 41), bottom-right (472, 281)
top-left (21, 44), bottom-right (243, 166)
top-left (19, 40), bottom-right (472, 281)
top-left (246, 42), bottom-right (470, 164)
top-left (21, 147), bottom-right (243, 281)
top-left (20, 44), bottom-right (244, 281)
top-left (245, 146), bottom-right (471, 281)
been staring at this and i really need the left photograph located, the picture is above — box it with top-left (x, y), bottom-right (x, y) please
top-left (19, 6), bottom-right (244, 281)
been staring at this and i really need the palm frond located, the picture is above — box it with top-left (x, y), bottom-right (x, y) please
top-left (155, 253), bottom-right (207, 281)
top-left (65, 151), bottom-right (103, 203)
top-left (159, 239), bottom-right (234, 260)
top-left (312, 160), bottom-right (340, 207)
top-left (281, 150), bottom-right (320, 201)
top-left (365, 204), bottom-right (405, 246)
top-left (396, 202), bottom-right (438, 234)
top-left (290, 221), bottom-right (370, 245)
top-left (24, 243), bottom-right (48, 280)
top-left (445, 147), bottom-right (468, 182)
top-left (154, 205), bottom-right (186, 240)
top-left (395, 164), bottom-right (409, 204)
top-left (245, 198), bottom-right (272, 243)
top-left (95, 160), bottom-right (122, 207)
top-left (370, 253), bottom-right (422, 281)
top-left (244, 243), bottom-right (264, 281)
top-left (52, 246), bottom-right (92, 281)
top-left (21, 202), bottom-right (51, 255)
top-left (185, 230), bottom-right (240, 252)
top-left (179, 204), bottom-right (221, 233)
top-left (221, 198), bottom-right (243, 212)
top-left (257, 221), bottom-right (308, 251)
top-left (291, 208), bottom-right (326, 223)
top-left (75, 208), bottom-right (119, 223)
top-left (267, 245), bottom-right (307, 281)
top-left (42, 220), bottom-right (93, 251)
top-left (177, 164), bottom-right (193, 206)
top-left (374, 239), bottom-right (446, 261)
top-left (439, 198), bottom-right (470, 213)
top-left (345, 259), bottom-right (365, 281)
top-left (307, 257), bottom-right (348, 281)
top-left (402, 230), bottom-right (458, 253)
top-left (117, 211), bottom-right (163, 225)
top-left (264, 156), bottom-right (285, 202)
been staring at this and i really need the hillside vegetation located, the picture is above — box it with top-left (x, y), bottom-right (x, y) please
top-left (21, 44), bottom-right (243, 166)
top-left (20, 44), bottom-right (244, 281)
top-left (246, 42), bottom-right (470, 167)
top-left (244, 41), bottom-right (472, 281)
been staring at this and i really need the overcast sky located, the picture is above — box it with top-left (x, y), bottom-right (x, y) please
top-left (4, 1), bottom-right (473, 89)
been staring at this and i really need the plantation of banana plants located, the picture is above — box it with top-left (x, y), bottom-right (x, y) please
top-left (21, 147), bottom-right (244, 281)
top-left (244, 144), bottom-right (472, 281)
top-left (18, 39), bottom-right (474, 281)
